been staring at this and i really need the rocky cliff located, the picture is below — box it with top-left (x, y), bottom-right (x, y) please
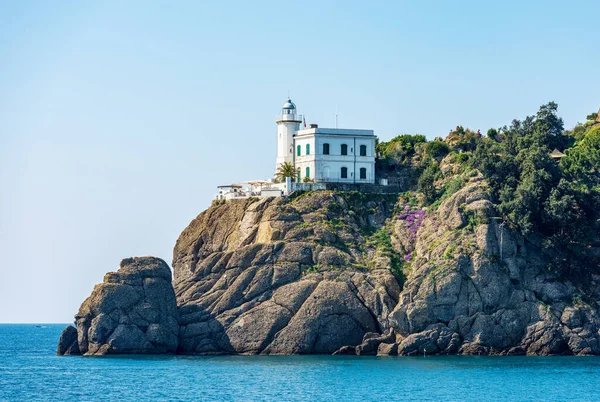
top-left (171, 192), bottom-right (401, 354)
top-left (387, 177), bottom-right (600, 355)
top-left (58, 184), bottom-right (600, 356)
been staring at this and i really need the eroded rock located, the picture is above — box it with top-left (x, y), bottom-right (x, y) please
top-left (172, 193), bottom-right (401, 355)
top-left (389, 181), bottom-right (600, 356)
top-left (59, 257), bottom-right (179, 356)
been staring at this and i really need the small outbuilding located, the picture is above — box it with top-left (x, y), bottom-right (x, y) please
top-left (550, 149), bottom-right (566, 161)
top-left (216, 184), bottom-right (243, 200)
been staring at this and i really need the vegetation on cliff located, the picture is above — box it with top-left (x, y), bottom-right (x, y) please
top-left (59, 104), bottom-right (600, 357)
top-left (470, 103), bottom-right (599, 276)
top-left (377, 103), bottom-right (600, 278)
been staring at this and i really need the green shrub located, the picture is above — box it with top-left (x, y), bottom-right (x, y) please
top-left (443, 245), bottom-right (456, 260)
top-left (418, 164), bottom-right (440, 204)
top-left (425, 141), bottom-right (450, 159)
top-left (455, 152), bottom-right (470, 164)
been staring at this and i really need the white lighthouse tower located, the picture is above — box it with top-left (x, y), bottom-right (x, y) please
top-left (275, 98), bottom-right (302, 170)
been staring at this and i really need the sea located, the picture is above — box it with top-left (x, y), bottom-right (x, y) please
top-left (1, 324), bottom-right (599, 401)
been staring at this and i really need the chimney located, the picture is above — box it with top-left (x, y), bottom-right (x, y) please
top-left (309, 124), bottom-right (318, 129)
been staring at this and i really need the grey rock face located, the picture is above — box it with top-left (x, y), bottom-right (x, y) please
top-left (355, 330), bottom-right (396, 355)
top-left (59, 257), bottom-right (179, 356)
top-left (57, 325), bottom-right (79, 355)
top-left (377, 342), bottom-right (398, 356)
top-left (173, 192), bottom-right (401, 355)
top-left (398, 324), bottom-right (460, 355)
top-left (389, 180), bottom-right (600, 356)
top-left (60, 180), bottom-right (600, 357)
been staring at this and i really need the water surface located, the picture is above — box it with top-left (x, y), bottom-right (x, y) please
top-left (1, 324), bottom-right (599, 401)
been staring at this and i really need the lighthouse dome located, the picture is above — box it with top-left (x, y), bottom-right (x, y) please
top-left (282, 98), bottom-right (296, 110)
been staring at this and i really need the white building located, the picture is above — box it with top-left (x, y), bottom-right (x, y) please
top-left (276, 98), bottom-right (376, 184)
top-left (215, 184), bottom-right (243, 200)
top-left (215, 181), bottom-right (283, 201)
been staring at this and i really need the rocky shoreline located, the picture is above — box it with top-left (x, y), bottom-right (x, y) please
top-left (58, 181), bottom-right (600, 357)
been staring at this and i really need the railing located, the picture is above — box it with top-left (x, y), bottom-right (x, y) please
top-left (312, 173), bottom-right (376, 183)
top-left (290, 182), bottom-right (326, 192)
top-left (276, 113), bottom-right (303, 122)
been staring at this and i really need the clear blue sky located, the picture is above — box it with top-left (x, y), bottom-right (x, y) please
top-left (0, 0), bottom-right (598, 323)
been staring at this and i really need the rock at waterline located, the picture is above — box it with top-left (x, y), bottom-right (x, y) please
top-left (56, 325), bottom-right (79, 356)
top-left (57, 257), bottom-right (179, 356)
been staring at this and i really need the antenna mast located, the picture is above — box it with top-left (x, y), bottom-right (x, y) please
top-left (335, 105), bottom-right (338, 128)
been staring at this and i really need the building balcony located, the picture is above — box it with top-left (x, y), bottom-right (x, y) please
top-left (276, 113), bottom-right (303, 122)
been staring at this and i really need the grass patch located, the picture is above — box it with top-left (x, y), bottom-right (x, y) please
top-left (443, 245), bottom-right (456, 260)
top-left (429, 175), bottom-right (467, 211)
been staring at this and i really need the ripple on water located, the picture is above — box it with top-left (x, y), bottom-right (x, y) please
top-left (1, 325), bottom-right (600, 401)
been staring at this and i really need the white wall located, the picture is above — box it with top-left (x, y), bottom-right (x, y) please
top-left (293, 133), bottom-right (375, 183)
top-left (294, 136), bottom-right (316, 181)
top-left (276, 120), bottom-right (299, 169)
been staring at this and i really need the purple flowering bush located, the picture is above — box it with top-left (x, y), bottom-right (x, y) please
top-left (394, 204), bottom-right (428, 262)
top-left (397, 205), bottom-right (427, 243)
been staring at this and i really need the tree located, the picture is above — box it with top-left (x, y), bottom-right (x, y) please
top-left (561, 126), bottom-right (600, 188)
top-left (543, 179), bottom-right (580, 234)
top-left (275, 162), bottom-right (299, 182)
top-left (376, 134), bottom-right (426, 160)
top-left (487, 128), bottom-right (502, 142)
top-left (498, 151), bottom-right (555, 233)
top-left (425, 141), bottom-right (450, 159)
top-left (470, 102), bottom-right (600, 276)
top-left (417, 164), bottom-right (440, 204)
top-left (586, 111), bottom-right (599, 122)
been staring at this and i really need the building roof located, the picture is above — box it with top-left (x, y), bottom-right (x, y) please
top-left (296, 127), bottom-right (374, 137)
top-left (217, 184), bottom-right (242, 189)
top-left (282, 98), bottom-right (296, 110)
top-left (241, 180), bottom-right (271, 186)
top-left (550, 149), bottom-right (566, 159)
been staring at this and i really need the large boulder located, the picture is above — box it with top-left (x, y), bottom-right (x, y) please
top-left (58, 257), bottom-right (179, 356)
top-left (56, 325), bottom-right (79, 355)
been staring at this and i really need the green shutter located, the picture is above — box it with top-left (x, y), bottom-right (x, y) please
top-left (306, 144), bottom-right (310, 155)
top-left (297, 145), bottom-right (301, 156)
top-left (306, 166), bottom-right (310, 178)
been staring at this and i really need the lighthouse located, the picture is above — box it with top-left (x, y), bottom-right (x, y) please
top-left (273, 97), bottom-right (376, 185)
top-left (275, 98), bottom-right (302, 170)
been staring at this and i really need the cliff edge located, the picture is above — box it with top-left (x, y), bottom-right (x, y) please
top-left (171, 192), bottom-right (400, 354)
top-left (59, 184), bottom-right (600, 356)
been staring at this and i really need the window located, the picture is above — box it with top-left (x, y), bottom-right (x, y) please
top-left (341, 144), bottom-right (348, 155)
top-left (306, 144), bottom-right (310, 155)
top-left (305, 166), bottom-right (310, 178)
top-left (360, 168), bottom-right (367, 179)
top-left (360, 145), bottom-right (367, 156)
top-left (297, 171), bottom-right (301, 182)
top-left (323, 143), bottom-right (330, 155)
top-left (297, 145), bottom-right (301, 156)
top-left (341, 167), bottom-right (348, 179)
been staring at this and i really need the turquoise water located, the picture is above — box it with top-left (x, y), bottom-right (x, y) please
top-left (1, 324), bottom-right (600, 401)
